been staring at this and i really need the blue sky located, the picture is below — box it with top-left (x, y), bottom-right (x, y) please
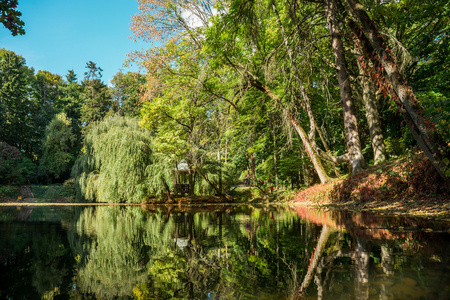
top-left (0, 0), bottom-right (148, 85)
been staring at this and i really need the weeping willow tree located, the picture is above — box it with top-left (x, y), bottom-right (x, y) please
top-left (71, 116), bottom-right (153, 203)
top-left (67, 206), bottom-right (176, 298)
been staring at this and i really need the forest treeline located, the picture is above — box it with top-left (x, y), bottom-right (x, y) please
top-left (1, 0), bottom-right (449, 202)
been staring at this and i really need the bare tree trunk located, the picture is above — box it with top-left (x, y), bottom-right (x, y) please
top-left (360, 70), bottom-right (387, 164)
top-left (217, 146), bottom-right (223, 194)
top-left (272, 121), bottom-right (279, 187)
top-left (300, 146), bottom-right (311, 187)
top-left (325, 0), bottom-right (365, 174)
top-left (344, 0), bottom-right (450, 181)
top-left (291, 119), bottom-right (332, 184)
top-left (250, 152), bottom-right (256, 184)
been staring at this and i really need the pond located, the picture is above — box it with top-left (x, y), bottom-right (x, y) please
top-left (0, 204), bottom-right (449, 299)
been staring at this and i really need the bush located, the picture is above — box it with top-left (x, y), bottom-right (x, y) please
top-left (0, 142), bottom-right (23, 185)
top-left (32, 185), bottom-right (70, 199)
top-left (0, 185), bottom-right (19, 198)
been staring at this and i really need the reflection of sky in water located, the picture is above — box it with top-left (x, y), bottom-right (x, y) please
top-left (0, 205), bottom-right (448, 299)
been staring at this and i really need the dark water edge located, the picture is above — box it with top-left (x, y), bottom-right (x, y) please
top-left (0, 205), bottom-right (449, 299)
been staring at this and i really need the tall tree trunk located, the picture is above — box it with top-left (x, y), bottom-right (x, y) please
top-left (250, 152), bottom-right (256, 184)
top-left (272, 121), bottom-right (279, 187)
top-left (225, 137), bottom-right (228, 163)
top-left (325, 0), bottom-right (365, 174)
top-left (294, 94), bottom-right (341, 177)
top-left (217, 146), bottom-right (223, 194)
top-left (292, 120), bottom-right (331, 184)
top-left (300, 146), bottom-right (311, 187)
top-left (344, 0), bottom-right (450, 181)
top-left (360, 69), bottom-right (387, 164)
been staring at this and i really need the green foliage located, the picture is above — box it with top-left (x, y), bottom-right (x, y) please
top-left (19, 156), bottom-right (38, 183)
top-left (0, 0), bottom-right (25, 35)
top-left (0, 184), bottom-right (18, 197)
top-left (72, 116), bottom-right (153, 203)
top-left (196, 160), bottom-right (241, 195)
top-left (110, 71), bottom-right (146, 117)
top-left (80, 62), bottom-right (112, 127)
top-left (31, 184), bottom-right (72, 200)
top-left (419, 91), bottom-right (450, 143)
top-left (40, 113), bottom-right (77, 180)
top-left (0, 49), bottom-right (31, 151)
top-left (384, 136), bottom-right (406, 157)
top-left (0, 141), bottom-right (23, 184)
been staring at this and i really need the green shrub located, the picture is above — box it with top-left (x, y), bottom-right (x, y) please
top-left (0, 185), bottom-right (19, 198)
top-left (0, 142), bottom-right (23, 185)
top-left (32, 185), bottom-right (71, 199)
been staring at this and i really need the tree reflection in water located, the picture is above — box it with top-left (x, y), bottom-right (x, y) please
top-left (0, 205), bottom-right (448, 299)
top-left (293, 207), bottom-right (450, 300)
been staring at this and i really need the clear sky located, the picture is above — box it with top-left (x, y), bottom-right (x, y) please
top-left (0, 0), bottom-right (148, 85)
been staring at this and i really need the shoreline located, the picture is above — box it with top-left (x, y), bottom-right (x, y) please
top-left (1, 197), bottom-right (449, 222)
top-left (289, 199), bottom-right (450, 222)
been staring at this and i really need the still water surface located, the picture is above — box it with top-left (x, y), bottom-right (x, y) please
top-left (0, 205), bottom-right (449, 299)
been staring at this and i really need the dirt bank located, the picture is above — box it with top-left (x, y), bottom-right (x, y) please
top-left (290, 155), bottom-right (450, 221)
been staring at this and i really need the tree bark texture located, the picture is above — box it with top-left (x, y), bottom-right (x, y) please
top-left (361, 75), bottom-right (387, 164)
top-left (325, 0), bottom-right (365, 174)
top-left (300, 146), bottom-right (311, 187)
top-left (291, 119), bottom-right (331, 184)
top-left (272, 122), bottom-right (279, 187)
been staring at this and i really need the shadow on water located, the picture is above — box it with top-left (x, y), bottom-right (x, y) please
top-left (0, 204), bottom-right (448, 299)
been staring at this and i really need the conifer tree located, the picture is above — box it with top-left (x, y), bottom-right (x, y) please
top-left (80, 61), bottom-right (112, 127)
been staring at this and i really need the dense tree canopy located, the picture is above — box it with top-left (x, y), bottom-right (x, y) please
top-left (0, 0), bottom-right (449, 200)
top-left (130, 0), bottom-right (450, 188)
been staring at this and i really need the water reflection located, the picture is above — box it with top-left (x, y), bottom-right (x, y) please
top-left (0, 205), bottom-right (448, 299)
